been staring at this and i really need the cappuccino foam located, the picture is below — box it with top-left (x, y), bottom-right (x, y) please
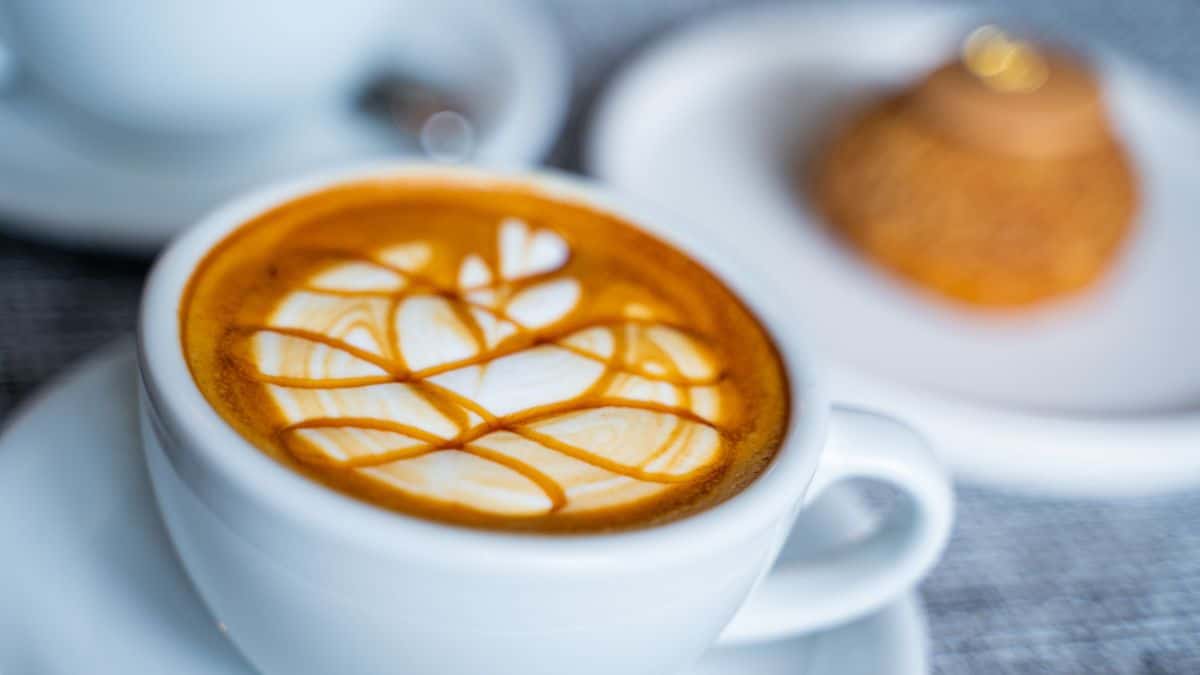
top-left (182, 179), bottom-right (788, 532)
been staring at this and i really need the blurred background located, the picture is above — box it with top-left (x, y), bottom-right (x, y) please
top-left (1, 0), bottom-right (1198, 673)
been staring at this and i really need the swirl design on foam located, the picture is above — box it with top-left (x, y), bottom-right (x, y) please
top-left (236, 219), bottom-right (730, 516)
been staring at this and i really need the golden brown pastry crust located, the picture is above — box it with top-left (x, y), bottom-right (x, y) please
top-left (809, 95), bottom-right (1137, 307)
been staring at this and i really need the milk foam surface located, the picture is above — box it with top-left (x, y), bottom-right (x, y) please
top-left (246, 219), bottom-right (728, 516)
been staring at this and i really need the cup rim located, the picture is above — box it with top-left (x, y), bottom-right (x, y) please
top-left (138, 162), bottom-right (828, 572)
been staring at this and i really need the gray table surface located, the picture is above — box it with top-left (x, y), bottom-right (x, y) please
top-left (2, 1), bottom-right (1198, 673)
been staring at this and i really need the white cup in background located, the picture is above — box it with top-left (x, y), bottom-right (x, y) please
top-left (137, 164), bottom-right (954, 675)
top-left (0, 0), bottom-right (398, 136)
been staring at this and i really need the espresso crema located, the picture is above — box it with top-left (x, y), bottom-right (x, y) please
top-left (181, 179), bottom-right (789, 532)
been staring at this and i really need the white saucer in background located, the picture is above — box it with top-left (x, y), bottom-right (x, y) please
top-left (0, 0), bottom-right (569, 254)
top-left (586, 4), bottom-right (1200, 497)
top-left (0, 341), bottom-right (928, 675)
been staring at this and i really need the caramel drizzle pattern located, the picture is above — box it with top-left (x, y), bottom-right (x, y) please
top-left (236, 247), bottom-right (728, 512)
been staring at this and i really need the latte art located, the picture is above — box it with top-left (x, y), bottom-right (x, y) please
top-left (182, 180), bottom-right (788, 532)
top-left (240, 220), bottom-right (727, 516)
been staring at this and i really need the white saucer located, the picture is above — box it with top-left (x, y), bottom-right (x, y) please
top-left (0, 0), bottom-right (568, 254)
top-left (0, 341), bottom-right (927, 675)
top-left (586, 4), bottom-right (1200, 497)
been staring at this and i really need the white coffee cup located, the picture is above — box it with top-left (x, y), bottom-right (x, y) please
top-left (0, 0), bottom-right (397, 136)
top-left (137, 163), bottom-right (954, 675)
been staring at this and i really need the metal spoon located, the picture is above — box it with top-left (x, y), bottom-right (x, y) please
top-left (358, 73), bottom-right (476, 162)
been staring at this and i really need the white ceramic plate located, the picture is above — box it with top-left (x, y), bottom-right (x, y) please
top-left (586, 4), bottom-right (1200, 497)
top-left (0, 341), bottom-right (927, 675)
top-left (0, 0), bottom-right (568, 254)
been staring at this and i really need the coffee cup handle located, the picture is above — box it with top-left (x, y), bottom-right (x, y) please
top-left (719, 407), bottom-right (954, 644)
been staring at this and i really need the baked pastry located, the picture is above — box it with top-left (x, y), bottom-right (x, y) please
top-left (810, 27), bottom-right (1138, 307)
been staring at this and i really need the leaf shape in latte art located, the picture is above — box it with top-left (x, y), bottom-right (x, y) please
top-left (238, 218), bottom-right (730, 517)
